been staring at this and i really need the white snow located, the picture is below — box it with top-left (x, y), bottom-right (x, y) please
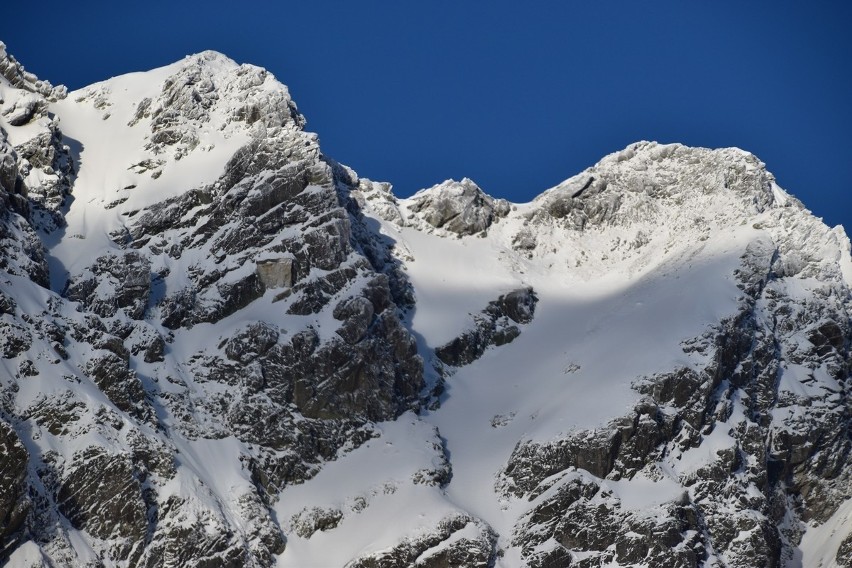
top-left (799, 497), bottom-right (852, 568)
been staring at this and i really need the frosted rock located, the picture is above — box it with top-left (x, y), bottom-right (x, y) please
top-left (2, 93), bottom-right (46, 126)
top-left (0, 422), bottom-right (29, 552)
top-left (66, 252), bottom-right (151, 319)
top-left (407, 177), bottom-right (508, 235)
top-left (0, 43), bottom-right (66, 101)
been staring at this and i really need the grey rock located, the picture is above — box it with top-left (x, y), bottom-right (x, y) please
top-left (224, 321), bottom-right (280, 364)
top-left (515, 475), bottom-right (705, 568)
top-left (838, 534), bottom-right (852, 567)
top-left (408, 178), bottom-right (508, 236)
top-left (256, 256), bottom-right (294, 289)
top-left (436, 287), bottom-right (537, 367)
top-left (126, 322), bottom-right (166, 363)
top-left (3, 45), bottom-right (849, 568)
top-left (13, 121), bottom-right (75, 232)
top-left (135, 495), bottom-right (248, 568)
top-left (26, 391), bottom-right (86, 436)
top-left (3, 94), bottom-right (47, 126)
top-left (0, 134), bottom-right (50, 286)
top-left (333, 296), bottom-right (375, 344)
top-left (503, 244), bottom-right (852, 566)
top-left (0, 421), bottom-right (29, 559)
top-left (0, 147), bottom-right (19, 195)
top-left (85, 352), bottom-right (152, 421)
top-left (0, 316), bottom-right (32, 358)
top-left (0, 290), bottom-right (17, 315)
top-left (67, 252), bottom-right (151, 319)
top-left (346, 514), bottom-right (496, 568)
top-left (290, 506), bottom-right (343, 538)
top-left (57, 448), bottom-right (148, 544)
top-left (0, 42), bottom-right (67, 101)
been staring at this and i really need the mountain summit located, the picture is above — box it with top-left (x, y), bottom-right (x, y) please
top-left (1, 44), bottom-right (851, 568)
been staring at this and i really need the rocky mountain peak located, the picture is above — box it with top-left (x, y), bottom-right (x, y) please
top-left (535, 141), bottom-right (786, 229)
top-left (0, 42), bottom-right (427, 566)
top-left (1, 44), bottom-right (851, 568)
top-left (496, 140), bottom-right (852, 287)
top-left (404, 177), bottom-right (511, 235)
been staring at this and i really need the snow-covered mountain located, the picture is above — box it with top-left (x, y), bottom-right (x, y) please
top-left (1, 41), bottom-right (851, 568)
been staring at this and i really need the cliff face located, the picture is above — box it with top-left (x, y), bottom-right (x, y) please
top-left (0, 42), bottom-right (850, 567)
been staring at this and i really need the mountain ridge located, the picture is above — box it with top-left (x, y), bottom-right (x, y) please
top-left (1, 43), bottom-right (851, 567)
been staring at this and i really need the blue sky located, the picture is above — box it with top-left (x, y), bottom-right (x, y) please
top-left (3, 1), bottom-right (851, 230)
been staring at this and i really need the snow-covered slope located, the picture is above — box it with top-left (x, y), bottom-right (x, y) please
top-left (331, 145), bottom-right (852, 568)
top-left (1, 41), bottom-right (851, 568)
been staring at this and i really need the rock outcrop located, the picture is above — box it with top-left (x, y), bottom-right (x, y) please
top-left (347, 514), bottom-right (498, 568)
top-left (407, 178), bottom-right (510, 236)
top-left (436, 287), bottom-right (538, 367)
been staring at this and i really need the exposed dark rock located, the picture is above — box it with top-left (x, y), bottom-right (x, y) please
top-left (333, 296), bottom-right (374, 344)
top-left (0, 421), bottom-right (29, 559)
top-left (57, 448), bottom-right (148, 545)
top-left (286, 264), bottom-right (359, 316)
top-left (515, 474), bottom-right (705, 568)
top-left (66, 252), bottom-right (151, 319)
top-left (0, 289), bottom-right (15, 314)
top-left (0, 316), bottom-right (32, 358)
top-left (85, 352), bottom-right (152, 421)
top-left (494, 287), bottom-right (537, 324)
top-left (543, 176), bottom-right (620, 230)
top-left (26, 391), bottom-right (86, 436)
top-left (290, 310), bottom-right (422, 421)
top-left (224, 321), bottom-right (280, 363)
top-left (838, 534), bottom-right (852, 567)
top-left (501, 399), bottom-right (675, 499)
top-left (2, 44), bottom-right (850, 568)
top-left (501, 244), bottom-right (852, 566)
top-left (289, 506), bottom-right (343, 538)
top-left (436, 287), bottom-right (537, 367)
top-left (13, 121), bottom-right (75, 232)
top-left (126, 322), bottom-right (166, 363)
top-left (511, 228), bottom-right (538, 252)
top-left (0, 42), bottom-right (67, 100)
top-left (341, 176), bottom-right (415, 309)
top-left (0, 133), bottom-right (51, 286)
top-left (136, 495), bottom-right (247, 568)
top-left (347, 514), bottom-right (497, 568)
top-left (0, 146), bottom-right (18, 196)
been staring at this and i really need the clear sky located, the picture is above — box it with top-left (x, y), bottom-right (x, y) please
top-left (3, 1), bottom-right (851, 230)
